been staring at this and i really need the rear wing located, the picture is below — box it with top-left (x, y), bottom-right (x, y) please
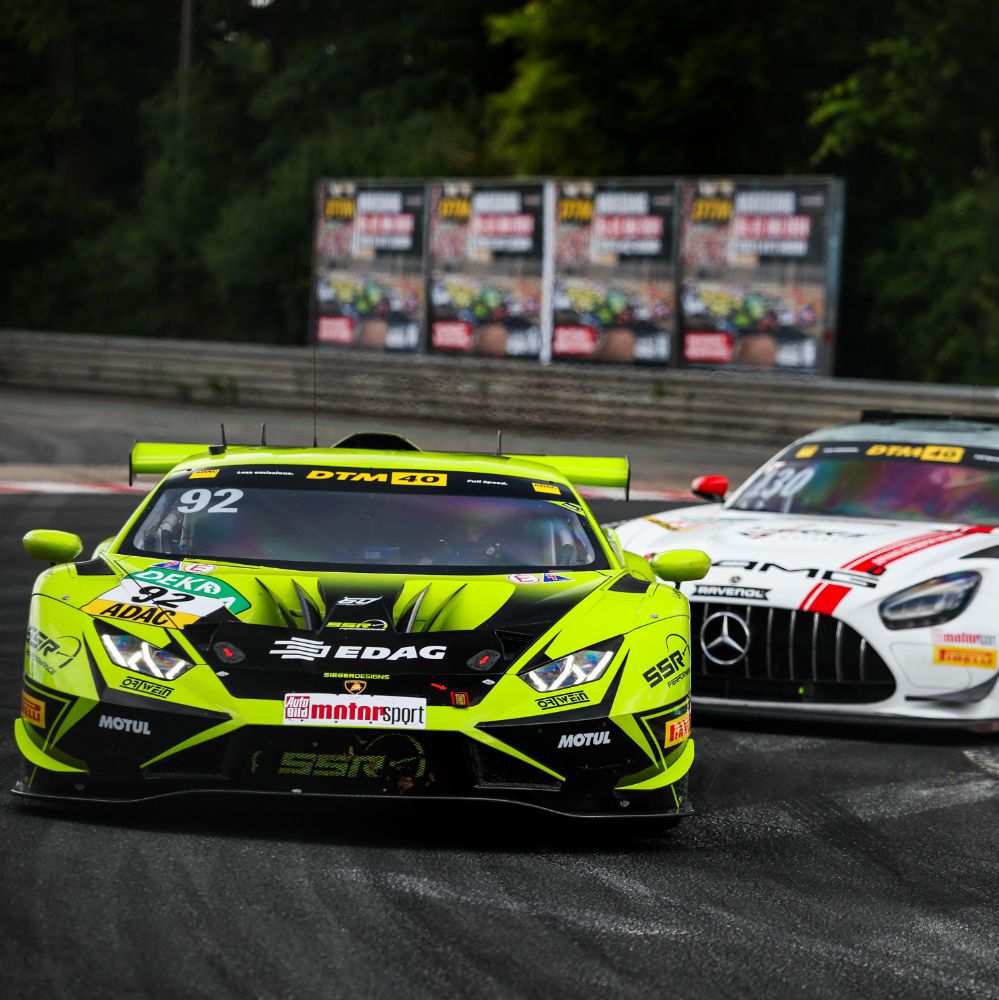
top-left (129, 442), bottom-right (216, 484)
top-left (508, 454), bottom-right (630, 498)
top-left (129, 441), bottom-right (631, 498)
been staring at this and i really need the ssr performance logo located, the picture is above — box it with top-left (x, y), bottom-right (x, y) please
top-left (643, 634), bottom-right (690, 689)
top-left (283, 693), bottom-right (427, 729)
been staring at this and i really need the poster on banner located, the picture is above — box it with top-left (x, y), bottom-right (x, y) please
top-left (428, 182), bottom-right (544, 359)
top-left (679, 179), bottom-right (838, 372)
top-left (552, 181), bottom-right (676, 365)
top-left (312, 182), bottom-right (426, 352)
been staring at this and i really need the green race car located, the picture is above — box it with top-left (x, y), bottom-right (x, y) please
top-left (14, 434), bottom-right (708, 820)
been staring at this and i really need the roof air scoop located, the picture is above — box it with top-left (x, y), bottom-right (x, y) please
top-left (332, 432), bottom-right (421, 451)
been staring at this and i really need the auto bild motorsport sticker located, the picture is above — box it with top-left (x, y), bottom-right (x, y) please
top-left (283, 693), bottom-right (427, 729)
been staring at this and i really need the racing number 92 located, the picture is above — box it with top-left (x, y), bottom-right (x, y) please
top-left (176, 488), bottom-right (243, 513)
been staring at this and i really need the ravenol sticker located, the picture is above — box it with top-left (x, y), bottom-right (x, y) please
top-left (21, 692), bottom-right (45, 728)
top-left (933, 646), bottom-right (997, 669)
top-left (532, 482), bottom-right (561, 495)
top-left (536, 690), bottom-right (590, 710)
top-left (189, 469), bottom-right (220, 479)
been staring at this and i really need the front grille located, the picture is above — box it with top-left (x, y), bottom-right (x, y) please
top-left (689, 602), bottom-right (896, 704)
top-left (470, 743), bottom-right (560, 790)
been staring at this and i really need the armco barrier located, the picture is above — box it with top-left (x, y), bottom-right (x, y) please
top-left (2, 330), bottom-right (999, 447)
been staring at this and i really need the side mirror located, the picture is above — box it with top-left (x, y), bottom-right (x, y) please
top-left (651, 549), bottom-right (710, 586)
top-left (622, 550), bottom-right (657, 583)
top-left (23, 529), bottom-right (83, 564)
top-left (691, 474), bottom-right (728, 503)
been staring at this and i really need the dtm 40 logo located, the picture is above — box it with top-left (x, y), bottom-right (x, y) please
top-left (644, 634), bottom-right (690, 689)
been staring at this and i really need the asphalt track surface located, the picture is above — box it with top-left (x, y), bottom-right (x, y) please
top-left (2, 390), bottom-right (999, 999)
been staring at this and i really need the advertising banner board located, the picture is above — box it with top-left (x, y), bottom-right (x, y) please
top-left (427, 182), bottom-right (545, 359)
top-left (311, 181), bottom-right (426, 352)
top-left (679, 179), bottom-right (842, 371)
top-left (552, 180), bottom-right (676, 364)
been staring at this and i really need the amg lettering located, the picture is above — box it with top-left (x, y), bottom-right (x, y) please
top-left (711, 561), bottom-right (878, 588)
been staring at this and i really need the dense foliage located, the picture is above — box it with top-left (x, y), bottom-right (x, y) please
top-left (0, 0), bottom-right (995, 381)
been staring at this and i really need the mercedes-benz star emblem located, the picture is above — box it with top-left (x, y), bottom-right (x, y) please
top-left (700, 611), bottom-right (751, 666)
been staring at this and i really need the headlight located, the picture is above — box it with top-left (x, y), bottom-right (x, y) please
top-left (878, 572), bottom-right (981, 630)
top-left (520, 648), bottom-right (616, 693)
top-left (100, 633), bottom-right (194, 680)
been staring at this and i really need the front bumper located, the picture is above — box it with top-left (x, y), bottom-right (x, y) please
top-left (12, 706), bottom-right (694, 819)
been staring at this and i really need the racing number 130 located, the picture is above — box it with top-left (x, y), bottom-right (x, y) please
top-left (177, 488), bottom-right (243, 513)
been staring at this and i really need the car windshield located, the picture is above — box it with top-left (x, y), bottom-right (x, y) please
top-left (729, 440), bottom-right (999, 525)
top-left (120, 465), bottom-right (608, 572)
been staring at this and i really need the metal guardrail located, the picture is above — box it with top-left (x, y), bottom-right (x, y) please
top-left (2, 329), bottom-right (999, 447)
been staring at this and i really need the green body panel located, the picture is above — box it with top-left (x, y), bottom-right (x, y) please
top-left (15, 444), bottom-right (699, 817)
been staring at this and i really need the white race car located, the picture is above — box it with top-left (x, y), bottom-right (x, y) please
top-left (615, 410), bottom-right (999, 731)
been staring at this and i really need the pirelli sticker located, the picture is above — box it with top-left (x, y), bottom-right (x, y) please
top-left (189, 468), bottom-right (220, 479)
top-left (21, 691), bottom-right (45, 728)
top-left (933, 646), bottom-right (997, 669)
top-left (532, 482), bottom-right (561, 495)
top-left (306, 469), bottom-right (447, 487)
top-left (665, 711), bottom-right (691, 746)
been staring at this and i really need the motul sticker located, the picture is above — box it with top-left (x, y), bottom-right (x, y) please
top-left (283, 693), bottom-right (427, 729)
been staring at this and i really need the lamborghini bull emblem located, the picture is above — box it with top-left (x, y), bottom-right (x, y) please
top-left (344, 679), bottom-right (367, 695)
